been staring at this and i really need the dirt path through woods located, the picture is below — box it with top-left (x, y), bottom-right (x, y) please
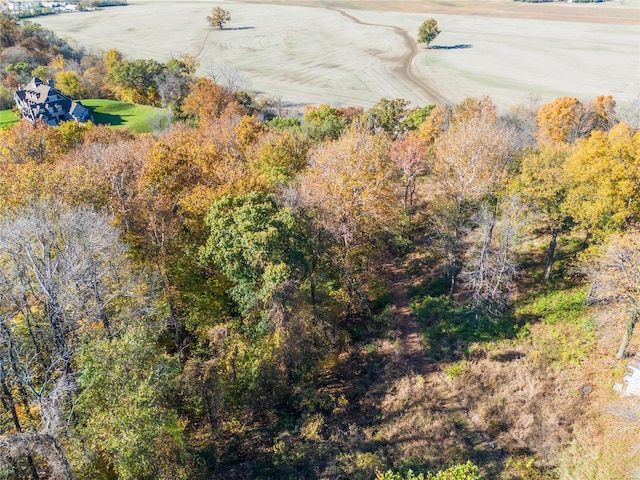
top-left (385, 258), bottom-right (429, 373)
top-left (372, 256), bottom-right (506, 468)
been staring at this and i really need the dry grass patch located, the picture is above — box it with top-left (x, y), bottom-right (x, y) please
top-left (452, 354), bottom-right (580, 464)
top-left (557, 399), bottom-right (640, 480)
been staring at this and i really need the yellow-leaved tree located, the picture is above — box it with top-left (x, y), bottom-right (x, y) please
top-left (563, 122), bottom-right (640, 240)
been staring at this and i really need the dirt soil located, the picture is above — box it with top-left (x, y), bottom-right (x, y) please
top-left (239, 0), bottom-right (640, 24)
top-left (33, 0), bottom-right (640, 110)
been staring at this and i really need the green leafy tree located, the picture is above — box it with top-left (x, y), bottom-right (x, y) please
top-left (513, 143), bottom-right (573, 281)
top-left (106, 58), bottom-right (165, 104)
top-left (376, 461), bottom-right (482, 480)
top-left (54, 70), bottom-right (86, 99)
top-left (200, 192), bottom-right (306, 322)
top-left (377, 469), bottom-right (425, 480)
top-left (31, 65), bottom-right (52, 81)
top-left (428, 461), bottom-right (482, 480)
top-left (365, 97), bottom-right (411, 137)
top-left (417, 18), bottom-right (441, 48)
top-left (71, 326), bottom-right (187, 479)
top-left (246, 129), bottom-right (310, 188)
top-left (303, 104), bottom-right (348, 141)
top-left (404, 104), bottom-right (436, 130)
top-left (199, 192), bottom-right (310, 419)
top-left (267, 116), bottom-right (302, 132)
top-left (207, 6), bottom-right (231, 29)
top-left (157, 56), bottom-right (198, 113)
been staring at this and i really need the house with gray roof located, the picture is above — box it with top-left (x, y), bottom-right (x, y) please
top-left (14, 77), bottom-right (91, 126)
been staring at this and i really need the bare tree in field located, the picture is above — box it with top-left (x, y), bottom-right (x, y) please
top-left (586, 230), bottom-right (640, 359)
top-left (0, 201), bottom-right (148, 478)
top-left (207, 6), bottom-right (231, 30)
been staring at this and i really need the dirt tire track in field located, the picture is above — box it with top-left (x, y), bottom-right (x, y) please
top-left (328, 7), bottom-right (448, 105)
top-left (195, 27), bottom-right (214, 60)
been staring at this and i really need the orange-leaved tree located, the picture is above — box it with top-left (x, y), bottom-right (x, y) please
top-left (297, 127), bottom-right (400, 314)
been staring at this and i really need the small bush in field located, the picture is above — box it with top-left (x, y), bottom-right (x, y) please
top-left (377, 469), bottom-right (425, 480)
top-left (376, 461), bottom-right (482, 480)
top-left (428, 461), bottom-right (482, 480)
top-left (443, 360), bottom-right (467, 381)
top-left (339, 452), bottom-right (386, 480)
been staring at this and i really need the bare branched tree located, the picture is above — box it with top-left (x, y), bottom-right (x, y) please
top-left (0, 200), bottom-right (150, 477)
top-left (460, 196), bottom-right (522, 321)
top-left (585, 230), bottom-right (640, 359)
top-left (431, 98), bottom-right (519, 297)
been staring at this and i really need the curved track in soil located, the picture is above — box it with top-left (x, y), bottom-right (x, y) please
top-left (328, 7), bottom-right (448, 105)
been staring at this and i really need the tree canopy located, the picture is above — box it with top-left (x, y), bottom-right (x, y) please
top-left (0, 19), bottom-right (637, 476)
top-left (417, 18), bottom-right (441, 48)
top-left (207, 6), bottom-right (231, 29)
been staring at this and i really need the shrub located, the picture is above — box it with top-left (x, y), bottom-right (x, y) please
top-left (376, 461), bottom-right (482, 480)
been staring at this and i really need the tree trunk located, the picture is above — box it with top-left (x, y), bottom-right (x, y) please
top-left (543, 228), bottom-right (558, 282)
top-left (0, 370), bottom-right (23, 435)
top-left (616, 310), bottom-right (638, 360)
top-left (471, 211), bottom-right (496, 320)
top-left (27, 455), bottom-right (40, 480)
top-left (448, 258), bottom-right (457, 300)
top-left (448, 216), bottom-right (462, 300)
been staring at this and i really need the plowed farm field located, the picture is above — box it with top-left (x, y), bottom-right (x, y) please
top-left (34, 0), bottom-right (640, 111)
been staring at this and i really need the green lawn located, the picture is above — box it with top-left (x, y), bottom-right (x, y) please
top-left (0, 109), bottom-right (20, 129)
top-left (82, 99), bottom-right (171, 134)
top-left (2, 100), bottom-right (171, 133)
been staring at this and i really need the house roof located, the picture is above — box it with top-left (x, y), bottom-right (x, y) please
top-left (15, 77), bottom-right (90, 125)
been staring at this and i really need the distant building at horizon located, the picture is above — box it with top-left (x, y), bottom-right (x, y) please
top-left (14, 77), bottom-right (91, 126)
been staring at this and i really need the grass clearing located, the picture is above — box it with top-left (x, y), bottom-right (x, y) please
top-left (1, 101), bottom-right (170, 133)
top-left (0, 109), bottom-right (20, 129)
top-left (411, 295), bottom-right (519, 361)
top-left (82, 99), bottom-right (171, 134)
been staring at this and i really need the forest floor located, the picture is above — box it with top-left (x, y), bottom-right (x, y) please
top-left (286, 237), bottom-right (513, 478)
top-left (295, 228), bottom-right (640, 479)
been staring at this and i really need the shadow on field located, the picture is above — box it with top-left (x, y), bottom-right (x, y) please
top-left (432, 44), bottom-right (473, 50)
top-left (89, 109), bottom-right (125, 127)
top-left (224, 26), bottom-right (255, 31)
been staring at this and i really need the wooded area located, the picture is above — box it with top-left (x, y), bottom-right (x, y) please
top-left (1, 13), bottom-right (639, 479)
